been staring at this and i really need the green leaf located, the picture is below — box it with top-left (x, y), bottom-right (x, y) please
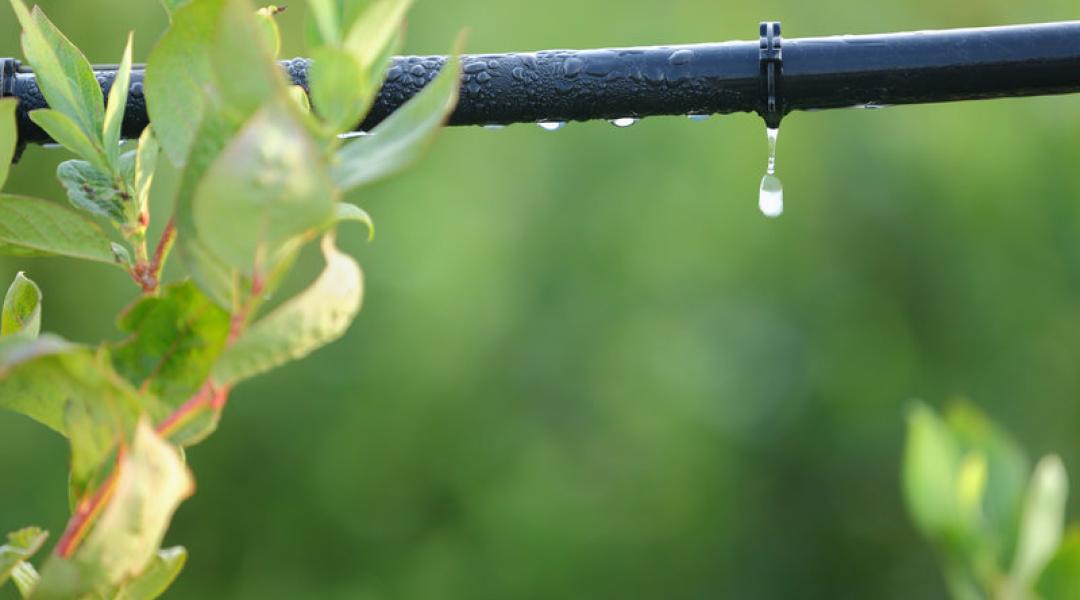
top-left (306, 0), bottom-right (343, 46)
top-left (103, 33), bottom-right (135, 168)
top-left (213, 234), bottom-right (363, 385)
top-left (0, 527), bottom-right (48, 588)
top-left (1037, 528), bottom-right (1080, 600)
top-left (255, 5), bottom-right (285, 59)
top-left (193, 99), bottom-right (336, 275)
top-left (305, 0), bottom-right (373, 48)
top-left (78, 420), bottom-right (193, 588)
top-left (945, 402), bottom-right (1030, 568)
top-left (342, 0), bottom-right (413, 69)
top-left (332, 37), bottom-right (463, 191)
top-left (28, 110), bottom-right (108, 172)
top-left (57, 160), bottom-right (127, 222)
top-left (0, 333), bottom-right (145, 435)
top-left (1011, 455), bottom-right (1069, 588)
top-left (9, 0), bottom-right (104, 142)
top-left (0, 195), bottom-right (120, 265)
top-left (112, 547), bottom-right (187, 600)
top-left (0, 98), bottom-right (19, 189)
top-left (309, 46), bottom-right (369, 134)
top-left (133, 128), bottom-right (160, 219)
top-left (903, 402), bottom-right (962, 540)
top-left (145, 0), bottom-right (226, 165)
top-left (173, 112), bottom-right (242, 309)
top-left (35, 420), bottom-right (193, 598)
top-left (2, 272), bottom-right (42, 339)
top-left (111, 282), bottom-right (230, 408)
top-left (334, 202), bottom-right (375, 241)
top-left (209, 0), bottom-right (288, 119)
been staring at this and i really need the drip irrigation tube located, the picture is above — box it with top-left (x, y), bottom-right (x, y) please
top-left (3, 20), bottom-right (1080, 146)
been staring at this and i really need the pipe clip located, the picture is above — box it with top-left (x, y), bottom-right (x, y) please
top-left (759, 21), bottom-right (783, 128)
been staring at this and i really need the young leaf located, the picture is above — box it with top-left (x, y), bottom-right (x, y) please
top-left (193, 99), bottom-right (336, 275)
top-left (112, 282), bottom-right (231, 408)
top-left (0, 98), bottom-right (19, 189)
top-left (112, 547), bottom-right (187, 600)
top-left (28, 110), bottom-right (108, 172)
top-left (334, 202), bottom-right (375, 241)
top-left (305, 0), bottom-right (373, 48)
top-left (74, 420), bottom-right (194, 589)
top-left (0, 527), bottom-right (48, 588)
top-left (306, 0), bottom-right (343, 46)
top-left (57, 160), bottom-right (127, 222)
top-left (332, 38), bottom-right (463, 191)
top-left (213, 234), bottom-right (363, 385)
top-left (1011, 455), bottom-right (1068, 588)
top-left (945, 402), bottom-right (1029, 567)
top-left (309, 46), bottom-right (368, 134)
top-left (903, 402), bottom-right (962, 540)
top-left (9, 0), bottom-right (104, 141)
top-left (103, 33), bottom-right (135, 168)
top-left (133, 127), bottom-right (160, 218)
top-left (2, 272), bottom-right (42, 338)
top-left (144, 0), bottom-right (226, 165)
top-left (342, 0), bottom-right (413, 69)
top-left (0, 195), bottom-right (120, 265)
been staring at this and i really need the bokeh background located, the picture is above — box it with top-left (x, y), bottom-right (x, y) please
top-left (2, 1), bottom-right (1080, 598)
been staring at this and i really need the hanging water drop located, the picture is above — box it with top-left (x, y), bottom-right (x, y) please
top-left (758, 127), bottom-right (784, 218)
top-left (537, 121), bottom-right (566, 132)
top-left (687, 114), bottom-right (710, 122)
top-left (609, 117), bottom-right (638, 128)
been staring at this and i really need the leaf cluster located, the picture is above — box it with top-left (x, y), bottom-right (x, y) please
top-left (0, 0), bottom-right (463, 597)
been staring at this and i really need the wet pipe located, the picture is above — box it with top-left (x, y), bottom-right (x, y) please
top-left (3, 20), bottom-right (1080, 145)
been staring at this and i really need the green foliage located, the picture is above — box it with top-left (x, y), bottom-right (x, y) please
top-left (1, 0), bottom-right (462, 596)
top-left (2, 272), bottom-right (41, 338)
top-left (903, 403), bottom-right (1076, 599)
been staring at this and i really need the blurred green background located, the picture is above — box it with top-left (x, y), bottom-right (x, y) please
top-left (2, 1), bottom-right (1080, 598)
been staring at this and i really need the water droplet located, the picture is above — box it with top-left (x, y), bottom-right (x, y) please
top-left (537, 121), bottom-right (566, 132)
top-left (609, 117), bottom-right (638, 128)
top-left (669, 49), bottom-right (694, 65)
top-left (484, 124), bottom-right (507, 130)
top-left (758, 127), bottom-right (783, 218)
top-left (687, 114), bottom-right (710, 122)
top-left (852, 102), bottom-right (889, 110)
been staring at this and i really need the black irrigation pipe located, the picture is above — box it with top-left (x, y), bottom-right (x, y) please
top-left (3, 20), bottom-right (1080, 147)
